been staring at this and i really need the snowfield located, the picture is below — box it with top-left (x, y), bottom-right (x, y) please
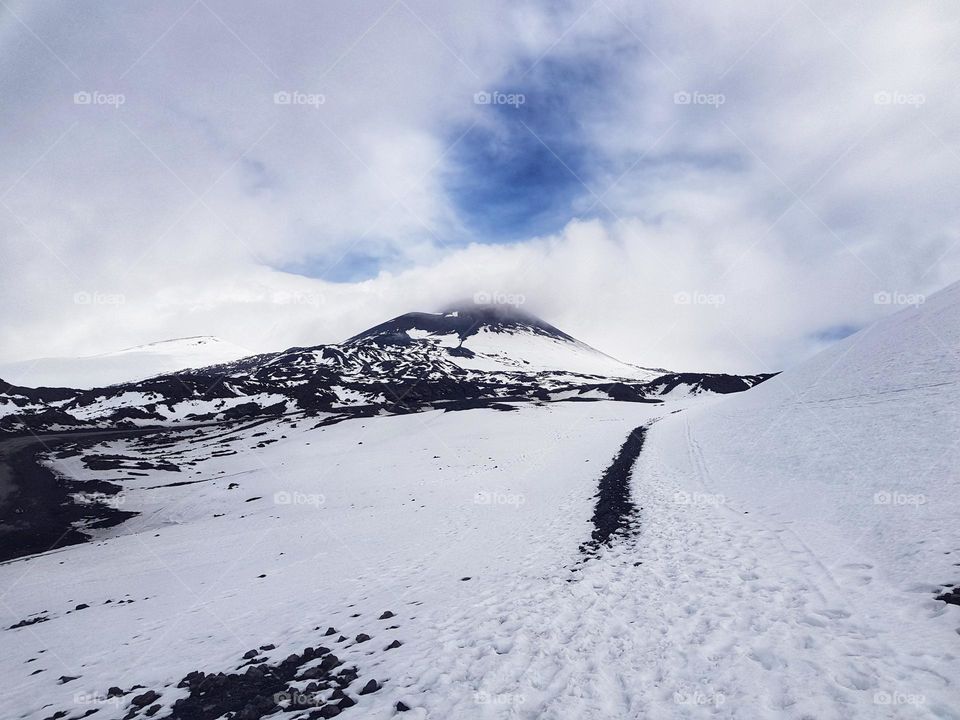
top-left (1, 401), bottom-right (666, 720)
top-left (1, 286), bottom-right (958, 719)
top-left (443, 326), bottom-right (662, 381)
top-left (0, 337), bottom-right (252, 390)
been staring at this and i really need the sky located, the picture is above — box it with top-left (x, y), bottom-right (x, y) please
top-left (1, 0), bottom-right (958, 373)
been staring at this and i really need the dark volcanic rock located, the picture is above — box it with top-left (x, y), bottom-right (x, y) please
top-left (644, 372), bottom-right (776, 396)
top-left (9, 614), bottom-right (49, 629)
top-left (936, 585), bottom-right (960, 606)
top-left (131, 690), bottom-right (160, 707)
top-left (358, 679), bottom-right (380, 695)
top-left (158, 631), bottom-right (378, 720)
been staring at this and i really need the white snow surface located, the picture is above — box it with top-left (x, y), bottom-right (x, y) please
top-left (449, 327), bottom-right (662, 381)
top-left (0, 336), bottom-right (252, 389)
top-left (656, 280), bottom-right (960, 591)
top-left (1, 284), bottom-right (958, 719)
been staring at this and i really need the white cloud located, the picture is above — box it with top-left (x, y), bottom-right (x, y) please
top-left (1, 0), bottom-right (958, 374)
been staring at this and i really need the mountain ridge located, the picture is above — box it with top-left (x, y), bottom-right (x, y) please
top-left (0, 305), bottom-right (774, 435)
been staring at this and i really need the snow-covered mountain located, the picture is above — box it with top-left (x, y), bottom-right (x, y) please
top-left (0, 336), bottom-right (252, 389)
top-left (2, 291), bottom-right (956, 720)
top-left (0, 305), bottom-right (769, 434)
top-left (348, 304), bottom-right (664, 380)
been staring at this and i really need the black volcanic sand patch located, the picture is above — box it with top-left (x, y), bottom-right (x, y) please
top-left (436, 398), bottom-right (522, 412)
top-left (82, 453), bottom-right (180, 472)
top-left (579, 425), bottom-right (647, 557)
top-left (0, 440), bottom-right (133, 562)
top-left (0, 428), bottom-right (196, 563)
top-left (113, 634), bottom-right (385, 720)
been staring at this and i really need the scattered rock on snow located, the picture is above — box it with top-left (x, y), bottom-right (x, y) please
top-left (358, 679), bottom-right (380, 695)
top-left (131, 690), bottom-right (160, 707)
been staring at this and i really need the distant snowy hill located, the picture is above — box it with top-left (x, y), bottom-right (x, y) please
top-left (0, 336), bottom-right (251, 389)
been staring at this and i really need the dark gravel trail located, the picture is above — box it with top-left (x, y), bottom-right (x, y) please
top-left (579, 424), bottom-right (647, 557)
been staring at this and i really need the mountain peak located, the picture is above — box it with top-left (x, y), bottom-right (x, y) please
top-left (346, 304), bottom-right (573, 345)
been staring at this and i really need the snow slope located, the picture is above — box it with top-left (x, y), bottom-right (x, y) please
top-left (656, 279), bottom-right (960, 592)
top-left (630, 281), bottom-right (960, 718)
top-left (451, 326), bottom-right (660, 379)
top-left (0, 337), bottom-right (252, 389)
